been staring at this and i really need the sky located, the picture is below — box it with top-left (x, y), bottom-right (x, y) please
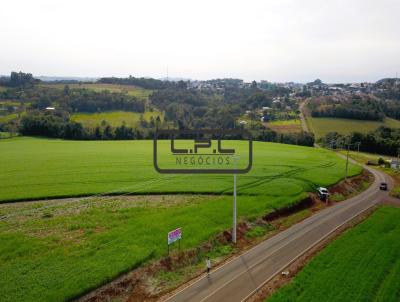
top-left (0, 0), bottom-right (399, 83)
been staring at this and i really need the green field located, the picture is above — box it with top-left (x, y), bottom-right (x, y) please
top-left (71, 111), bottom-right (164, 128)
top-left (268, 206), bottom-right (400, 302)
top-left (41, 83), bottom-right (152, 100)
top-left (0, 138), bottom-right (361, 302)
top-left (0, 85), bottom-right (7, 92)
top-left (308, 117), bottom-right (400, 138)
top-left (0, 137), bottom-right (360, 202)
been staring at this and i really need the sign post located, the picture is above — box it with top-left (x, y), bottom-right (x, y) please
top-left (167, 227), bottom-right (182, 254)
top-left (232, 156), bottom-right (239, 244)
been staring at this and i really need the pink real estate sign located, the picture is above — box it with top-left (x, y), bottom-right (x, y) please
top-left (168, 227), bottom-right (182, 245)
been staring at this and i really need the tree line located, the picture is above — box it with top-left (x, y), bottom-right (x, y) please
top-left (15, 110), bottom-right (315, 146)
top-left (97, 76), bottom-right (177, 90)
top-left (319, 127), bottom-right (400, 156)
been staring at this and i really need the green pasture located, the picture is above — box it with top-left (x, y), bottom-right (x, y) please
top-left (0, 137), bottom-right (361, 202)
top-left (308, 117), bottom-right (400, 138)
top-left (268, 206), bottom-right (400, 302)
top-left (41, 83), bottom-right (152, 100)
top-left (71, 111), bottom-right (163, 128)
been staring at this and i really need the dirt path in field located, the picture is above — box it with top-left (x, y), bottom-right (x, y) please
top-left (299, 100), bottom-right (310, 133)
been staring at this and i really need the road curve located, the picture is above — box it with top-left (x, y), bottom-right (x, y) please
top-left (164, 164), bottom-right (393, 302)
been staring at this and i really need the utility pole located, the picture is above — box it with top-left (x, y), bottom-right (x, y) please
top-left (232, 156), bottom-right (239, 244)
top-left (345, 140), bottom-right (350, 181)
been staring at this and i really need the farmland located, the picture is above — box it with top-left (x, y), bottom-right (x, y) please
top-left (307, 116), bottom-right (400, 138)
top-left (40, 83), bottom-right (152, 100)
top-left (71, 110), bottom-right (164, 128)
top-left (266, 119), bottom-right (302, 133)
top-left (0, 137), bottom-right (360, 202)
top-left (268, 206), bottom-right (400, 302)
top-left (0, 137), bottom-right (361, 302)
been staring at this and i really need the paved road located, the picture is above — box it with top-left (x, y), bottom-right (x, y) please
top-left (165, 165), bottom-right (393, 302)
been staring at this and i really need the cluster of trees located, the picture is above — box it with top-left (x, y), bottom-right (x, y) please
top-left (375, 78), bottom-right (400, 101)
top-left (319, 127), bottom-right (400, 156)
top-left (97, 76), bottom-right (176, 90)
top-left (309, 96), bottom-right (384, 121)
top-left (66, 89), bottom-right (145, 113)
top-left (150, 84), bottom-right (291, 129)
top-left (0, 72), bottom-right (39, 87)
top-left (380, 100), bottom-right (400, 120)
top-left (254, 129), bottom-right (314, 147)
top-left (311, 105), bottom-right (384, 120)
top-left (0, 85), bottom-right (145, 113)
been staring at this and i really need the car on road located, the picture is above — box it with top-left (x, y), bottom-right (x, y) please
top-left (317, 187), bottom-right (329, 201)
top-left (379, 182), bottom-right (388, 190)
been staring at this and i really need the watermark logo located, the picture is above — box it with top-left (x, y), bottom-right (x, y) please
top-left (153, 129), bottom-right (252, 174)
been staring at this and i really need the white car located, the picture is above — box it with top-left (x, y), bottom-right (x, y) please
top-left (317, 187), bottom-right (329, 201)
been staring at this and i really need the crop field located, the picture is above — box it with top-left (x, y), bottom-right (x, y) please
top-left (268, 206), bottom-right (400, 302)
top-left (266, 119), bottom-right (302, 133)
top-left (308, 116), bottom-right (400, 138)
top-left (0, 137), bottom-right (360, 202)
top-left (41, 83), bottom-right (152, 100)
top-left (71, 110), bottom-right (164, 128)
top-left (0, 137), bottom-right (361, 301)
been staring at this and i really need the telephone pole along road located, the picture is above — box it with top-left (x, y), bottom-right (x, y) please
top-left (165, 165), bottom-right (393, 302)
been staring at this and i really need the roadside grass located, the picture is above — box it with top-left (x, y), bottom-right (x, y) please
top-left (0, 138), bottom-right (361, 202)
top-left (308, 117), bottom-right (400, 138)
top-left (40, 83), bottom-right (152, 100)
top-left (267, 206), bottom-right (400, 302)
top-left (71, 111), bottom-right (164, 128)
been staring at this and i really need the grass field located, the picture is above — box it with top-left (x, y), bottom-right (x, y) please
top-left (265, 119), bottom-right (302, 133)
top-left (0, 138), bottom-right (361, 301)
top-left (0, 113), bottom-right (18, 123)
top-left (268, 206), bottom-right (400, 302)
top-left (71, 111), bottom-right (164, 128)
top-left (0, 137), bottom-right (360, 202)
top-left (41, 83), bottom-right (152, 100)
top-left (308, 116), bottom-right (400, 138)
